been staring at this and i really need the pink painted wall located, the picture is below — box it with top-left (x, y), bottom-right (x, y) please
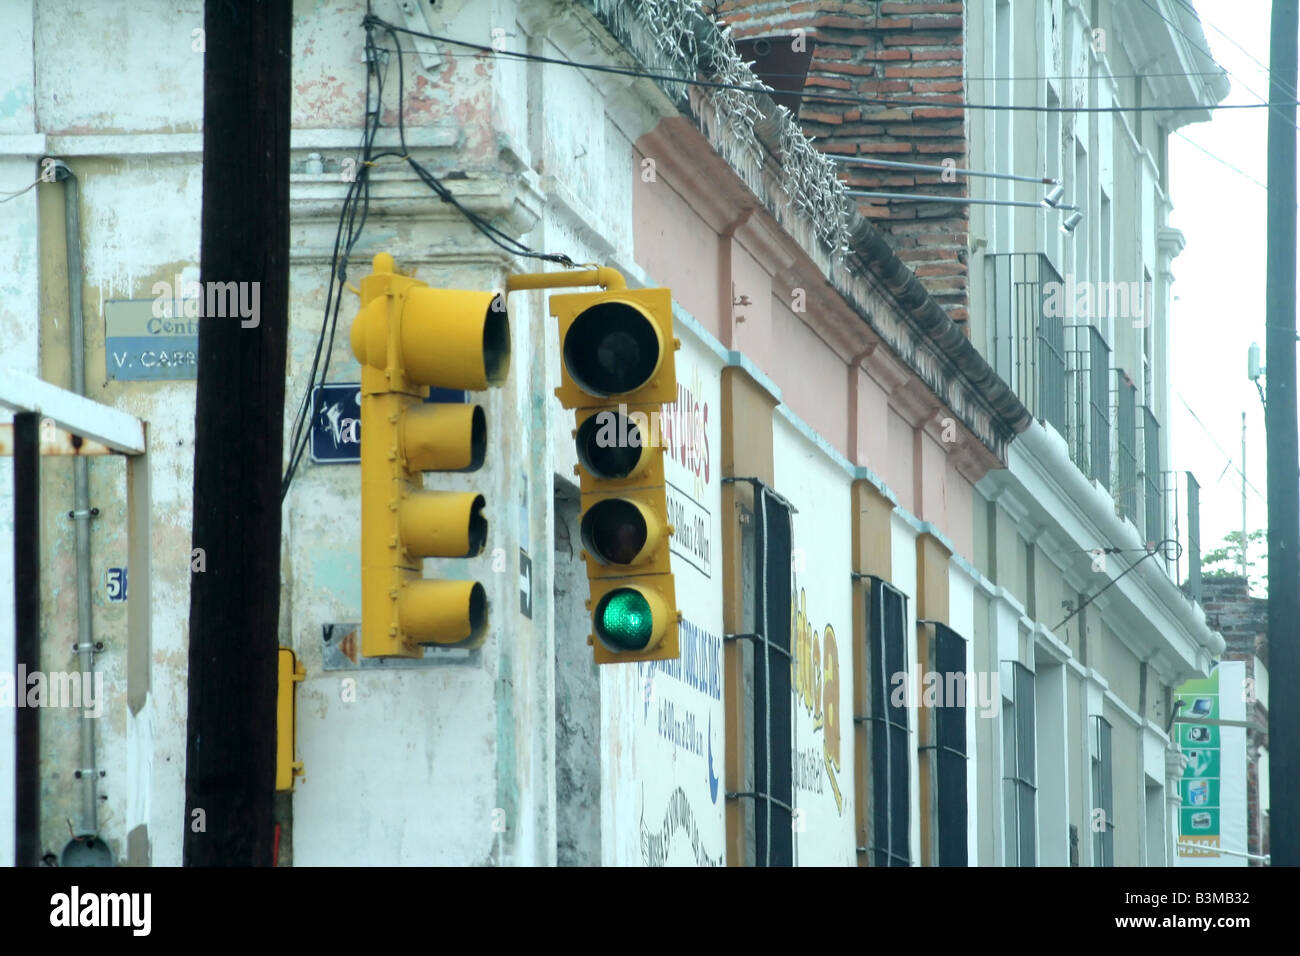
top-left (632, 152), bottom-right (721, 338)
top-left (632, 130), bottom-right (980, 562)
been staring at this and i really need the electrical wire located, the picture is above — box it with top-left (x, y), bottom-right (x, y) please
top-left (1171, 129), bottom-right (1269, 192)
top-left (281, 17), bottom-right (386, 499)
top-left (364, 18), bottom-right (1287, 116)
top-left (1053, 541), bottom-right (1179, 631)
top-left (365, 42), bottom-right (1235, 86)
top-left (1138, 0), bottom-right (1299, 133)
top-left (1175, 392), bottom-right (1267, 503)
top-left (370, 17), bottom-right (577, 268)
top-left (281, 14), bottom-right (579, 499)
top-left (0, 178), bottom-right (40, 202)
top-left (1169, 0), bottom-right (1297, 101)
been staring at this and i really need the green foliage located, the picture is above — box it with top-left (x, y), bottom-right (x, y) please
top-left (1201, 529), bottom-right (1267, 594)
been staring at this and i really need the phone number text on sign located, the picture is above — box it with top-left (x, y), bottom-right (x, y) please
top-left (667, 481), bottom-right (711, 578)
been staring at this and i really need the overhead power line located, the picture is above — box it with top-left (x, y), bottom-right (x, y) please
top-left (368, 19), bottom-right (1288, 116)
top-left (1138, 0), bottom-right (1300, 132)
top-left (1172, 129), bottom-right (1270, 192)
top-left (1176, 391), bottom-right (1267, 503)
top-left (1170, 0), bottom-right (1297, 101)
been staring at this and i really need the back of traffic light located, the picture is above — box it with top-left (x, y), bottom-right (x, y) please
top-left (548, 281), bottom-right (682, 664)
top-left (350, 252), bottom-right (508, 658)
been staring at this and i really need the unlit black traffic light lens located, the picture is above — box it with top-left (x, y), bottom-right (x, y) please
top-left (576, 413), bottom-right (642, 480)
top-left (563, 302), bottom-right (660, 397)
top-left (581, 498), bottom-right (646, 565)
top-left (595, 588), bottom-right (653, 650)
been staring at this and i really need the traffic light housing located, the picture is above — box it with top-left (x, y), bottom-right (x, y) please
top-left (350, 252), bottom-right (508, 658)
top-left (550, 286), bottom-right (682, 664)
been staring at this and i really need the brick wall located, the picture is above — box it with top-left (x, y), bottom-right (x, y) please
top-left (715, 0), bottom-right (970, 323)
top-left (1201, 575), bottom-right (1267, 663)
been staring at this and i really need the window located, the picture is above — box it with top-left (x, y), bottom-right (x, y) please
top-left (1142, 267), bottom-right (1154, 404)
top-left (732, 480), bottom-right (794, 866)
top-left (921, 621), bottom-right (969, 866)
top-left (1002, 660), bottom-right (1037, 865)
top-left (993, 0), bottom-right (1012, 250)
top-left (1099, 190), bottom-right (1112, 344)
top-left (1092, 715), bottom-right (1115, 866)
top-left (864, 576), bottom-right (911, 866)
top-left (1074, 141), bottom-right (1089, 283)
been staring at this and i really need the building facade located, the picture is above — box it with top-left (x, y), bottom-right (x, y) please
top-left (719, 0), bottom-right (1229, 869)
top-left (1, 0), bottom-right (1224, 866)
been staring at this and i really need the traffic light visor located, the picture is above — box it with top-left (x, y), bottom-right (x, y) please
top-left (402, 287), bottom-right (511, 390)
top-left (562, 301), bottom-right (662, 397)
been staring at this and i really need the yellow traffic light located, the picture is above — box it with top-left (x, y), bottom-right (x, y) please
top-left (550, 286), bottom-right (681, 664)
top-left (350, 252), bottom-right (509, 658)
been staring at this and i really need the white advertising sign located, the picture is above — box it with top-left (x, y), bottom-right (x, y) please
top-left (602, 322), bottom-right (725, 866)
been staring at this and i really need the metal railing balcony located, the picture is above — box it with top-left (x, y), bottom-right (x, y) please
top-left (1163, 470), bottom-right (1203, 601)
top-left (1114, 373), bottom-right (1139, 528)
top-left (1065, 324), bottom-right (1111, 489)
top-left (987, 253), bottom-right (1066, 437)
top-left (1141, 404), bottom-right (1162, 548)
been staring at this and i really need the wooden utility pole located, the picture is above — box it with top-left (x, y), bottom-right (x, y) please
top-left (184, 0), bottom-right (291, 866)
top-left (13, 412), bottom-right (40, 867)
top-left (1265, 0), bottom-right (1298, 868)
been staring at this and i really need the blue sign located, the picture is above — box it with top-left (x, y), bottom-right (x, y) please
top-left (105, 567), bottom-right (127, 603)
top-left (310, 384), bottom-right (362, 463)
top-left (105, 299), bottom-right (199, 382)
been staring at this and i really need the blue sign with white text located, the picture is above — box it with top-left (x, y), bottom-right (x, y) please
top-left (309, 384), bottom-right (466, 464)
top-left (310, 384), bottom-right (362, 463)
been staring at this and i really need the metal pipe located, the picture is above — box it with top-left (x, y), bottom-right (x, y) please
top-left (54, 161), bottom-right (99, 836)
top-left (845, 189), bottom-right (1081, 211)
top-left (505, 266), bottom-right (626, 293)
top-left (834, 154), bottom-right (1059, 185)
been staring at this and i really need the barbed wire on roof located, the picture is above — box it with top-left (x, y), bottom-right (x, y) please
top-left (778, 112), bottom-right (852, 259)
top-left (590, 0), bottom-right (851, 262)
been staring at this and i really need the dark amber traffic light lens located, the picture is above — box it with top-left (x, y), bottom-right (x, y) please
top-left (595, 588), bottom-right (654, 651)
top-left (576, 412), bottom-right (644, 480)
top-left (580, 498), bottom-right (647, 565)
top-left (563, 302), bottom-right (661, 397)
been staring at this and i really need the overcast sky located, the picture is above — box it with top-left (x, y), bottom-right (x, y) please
top-left (1166, 0), bottom-right (1288, 592)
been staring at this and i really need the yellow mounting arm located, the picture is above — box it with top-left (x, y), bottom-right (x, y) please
top-left (505, 266), bottom-right (627, 294)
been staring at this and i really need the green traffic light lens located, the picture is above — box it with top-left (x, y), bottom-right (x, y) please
top-left (563, 302), bottom-right (661, 397)
top-left (595, 588), bottom-right (654, 651)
